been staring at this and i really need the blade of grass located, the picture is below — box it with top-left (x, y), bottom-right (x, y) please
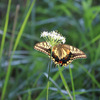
top-left (58, 65), bottom-right (73, 100)
top-left (81, 34), bottom-right (100, 50)
top-left (13, 1), bottom-right (35, 52)
top-left (36, 67), bottom-right (65, 100)
top-left (69, 65), bottom-right (75, 100)
top-left (92, 70), bottom-right (95, 100)
top-left (8, 5), bottom-right (20, 57)
top-left (28, 90), bottom-right (32, 100)
top-left (44, 73), bottom-right (68, 100)
top-left (78, 64), bottom-right (100, 88)
top-left (74, 88), bottom-right (100, 95)
top-left (0, 0), bottom-right (11, 65)
top-left (1, 0), bottom-right (36, 100)
top-left (94, 40), bottom-right (100, 62)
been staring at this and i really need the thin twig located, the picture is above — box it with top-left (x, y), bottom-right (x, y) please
top-left (47, 47), bottom-right (53, 100)
top-left (8, 5), bottom-right (20, 57)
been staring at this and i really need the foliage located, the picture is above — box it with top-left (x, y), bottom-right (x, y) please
top-left (0, 0), bottom-right (100, 100)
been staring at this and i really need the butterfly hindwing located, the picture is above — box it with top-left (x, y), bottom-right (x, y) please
top-left (51, 44), bottom-right (86, 66)
top-left (51, 50), bottom-right (74, 66)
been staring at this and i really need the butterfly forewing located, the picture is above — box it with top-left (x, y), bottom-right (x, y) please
top-left (34, 42), bottom-right (51, 55)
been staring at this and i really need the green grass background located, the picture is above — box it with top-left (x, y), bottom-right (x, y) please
top-left (0, 0), bottom-right (100, 100)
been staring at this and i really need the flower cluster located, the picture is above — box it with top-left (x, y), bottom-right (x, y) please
top-left (41, 31), bottom-right (66, 47)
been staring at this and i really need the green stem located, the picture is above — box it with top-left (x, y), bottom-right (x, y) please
top-left (47, 47), bottom-right (53, 100)
top-left (69, 65), bottom-right (75, 100)
top-left (58, 65), bottom-right (73, 100)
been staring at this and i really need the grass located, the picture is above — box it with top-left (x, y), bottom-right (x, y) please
top-left (0, 0), bottom-right (36, 100)
top-left (69, 65), bottom-right (75, 100)
top-left (0, 0), bottom-right (12, 98)
top-left (0, 0), bottom-right (100, 100)
top-left (58, 65), bottom-right (73, 100)
top-left (0, 0), bottom-right (11, 64)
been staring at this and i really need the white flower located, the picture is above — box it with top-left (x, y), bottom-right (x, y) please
top-left (40, 31), bottom-right (66, 46)
top-left (41, 31), bottom-right (49, 37)
top-left (62, 38), bottom-right (66, 44)
top-left (59, 36), bottom-right (66, 44)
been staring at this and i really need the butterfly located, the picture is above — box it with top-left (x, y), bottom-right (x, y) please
top-left (34, 42), bottom-right (87, 66)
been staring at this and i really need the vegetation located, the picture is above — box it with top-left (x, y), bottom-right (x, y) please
top-left (0, 0), bottom-right (100, 100)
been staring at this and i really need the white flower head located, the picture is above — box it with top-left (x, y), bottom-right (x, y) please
top-left (40, 31), bottom-right (66, 46)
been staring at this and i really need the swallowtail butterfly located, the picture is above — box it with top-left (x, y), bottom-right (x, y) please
top-left (34, 42), bottom-right (87, 66)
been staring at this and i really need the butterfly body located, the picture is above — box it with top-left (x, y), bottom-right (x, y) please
top-left (34, 42), bottom-right (86, 66)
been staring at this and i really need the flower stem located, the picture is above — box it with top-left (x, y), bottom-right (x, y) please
top-left (47, 47), bottom-right (53, 100)
top-left (69, 65), bottom-right (75, 100)
top-left (58, 65), bottom-right (73, 100)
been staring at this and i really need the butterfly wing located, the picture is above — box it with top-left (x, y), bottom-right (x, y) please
top-left (51, 51), bottom-right (74, 66)
top-left (34, 42), bottom-right (87, 66)
top-left (63, 44), bottom-right (87, 59)
top-left (34, 42), bottom-right (51, 55)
